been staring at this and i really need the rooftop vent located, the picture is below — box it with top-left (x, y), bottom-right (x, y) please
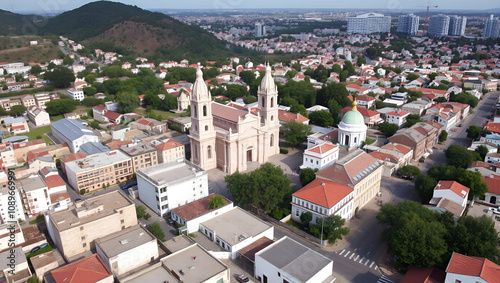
top-left (120, 239), bottom-right (128, 245)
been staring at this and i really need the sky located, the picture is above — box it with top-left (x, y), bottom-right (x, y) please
top-left (1, 0), bottom-right (498, 13)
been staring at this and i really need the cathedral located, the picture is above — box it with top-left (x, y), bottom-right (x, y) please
top-left (189, 65), bottom-right (280, 174)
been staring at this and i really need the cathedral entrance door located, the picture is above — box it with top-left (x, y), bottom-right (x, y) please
top-left (344, 135), bottom-right (350, 146)
top-left (247, 149), bottom-right (252, 162)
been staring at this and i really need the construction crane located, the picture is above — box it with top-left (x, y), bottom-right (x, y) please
top-left (417, 0), bottom-right (438, 35)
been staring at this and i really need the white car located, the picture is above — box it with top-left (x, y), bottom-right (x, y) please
top-left (489, 207), bottom-right (500, 215)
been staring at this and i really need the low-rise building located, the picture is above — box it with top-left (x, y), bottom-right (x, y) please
top-left (95, 225), bottom-right (159, 277)
top-left (27, 105), bottom-right (51, 126)
top-left (255, 236), bottom-right (334, 283)
top-left (0, 181), bottom-right (25, 222)
top-left (17, 174), bottom-right (50, 217)
top-left (34, 93), bottom-right (51, 109)
top-left (0, 247), bottom-right (32, 283)
top-left (389, 121), bottom-right (442, 161)
top-left (119, 141), bottom-right (158, 172)
top-left (370, 143), bottom-right (413, 177)
top-left (130, 118), bottom-right (167, 134)
top-left (30, 251), bottom-right (59, 282)
top-left (0, 221), bottom-right (25, 251)
top-left (401, 100), bottom-right (432, 116)
top-left (2, 116), bottom-right (29, 134)
top-left (386, 111), bottom-right (410, 127)
top-left (49, 254), bottom-right (113, 283)
top-left (171, 194), bottom-right (234, 233)
top-left (51, 118), bottom-right (99, 153)
top-left (154, 139), bottom-right (185, 163)
top-left (485, 152), bottom-right (500, 164)
top-left (300, 141), bottom-right (339, 171)
top-left (45, 190), bottom-right (137, 259)
top-left (199, 206), bottom-right (274, 258)
top-left (444, 252), bottom-right (500, 283)
top-left (67, 88), bottom-right (85, 101)
top-left (427, 181), bottom-right (469, 218)
top-left (21, 94), bottom-right (36, 108)
top-left (137, 159), bottom-right (209, 216)
top-left (64, 150), bottom-right (133, 193)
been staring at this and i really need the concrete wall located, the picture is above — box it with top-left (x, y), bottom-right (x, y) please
top-left (444, 273), bottom-right (487, 283)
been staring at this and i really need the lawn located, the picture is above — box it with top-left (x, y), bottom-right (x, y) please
top-left (135, 108), bottom-right (183, 120)
top-left (15, 125), bottom-right (54, 145)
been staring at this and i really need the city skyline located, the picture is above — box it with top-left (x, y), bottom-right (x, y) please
top-left (1, 0), bottom-right (500, 13)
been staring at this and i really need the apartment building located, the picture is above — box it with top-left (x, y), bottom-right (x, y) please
top-left (428, 14), bottom-right (450, 37)
top-left (21, 94), bottom-right (36, 108)
top-left (137, 159), bottom-right (209, 216)
top-left (398, 14), bottom-right (419, 36)
top-left (119, 141), bottom-right (158, 172)
top-left (67, 88), bottom-right (84, 101)
top-left (34, 93), bottom-right (51, 109)
top-left (51, 119), bottom-right (99, 153)
top-left (45, 190), bottom-right (137, 259)
top-left (154, 139), bottom-right (185, 163)
top-left (27, 105), bottom-right (51, 126)
top-left (65, 150), bottom-right (133, 193)
top-left (347, 13), bottom-right (391, 34)
top-left (0, 184), bottom-right (25, 222)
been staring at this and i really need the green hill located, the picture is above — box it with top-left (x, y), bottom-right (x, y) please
top-left (0, 9), bottom-right (34, 35)
top-left (39, 1), bottom-right (258, 62)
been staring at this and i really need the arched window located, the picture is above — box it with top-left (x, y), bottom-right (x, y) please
top-left (262, 98), bottom-right (265, 108)
top-left (270, 134), bottom-right (274, 147)
top-left (194, 105), bottom-right (197, 117)
top-left (207, 145), bottom-right (212, 159)
top-left (271, 115), bottom-right (274, 121)
top-left (205, 125), bottom-right (208, 131)
top-left (271, 97), bottom-right (274, 107)
top-left (203, 105), bottom-right (207, 116)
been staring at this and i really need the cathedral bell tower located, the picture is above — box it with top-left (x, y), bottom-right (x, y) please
top-left (189, 67), bottom-right (216, 170)
top-left (257, 64), bottom-right (279, 128)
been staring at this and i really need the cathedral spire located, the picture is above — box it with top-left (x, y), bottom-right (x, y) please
top-left (259, 62), bottom-right (275, 92)
top-left (192, 67), bottom-right (209, 101)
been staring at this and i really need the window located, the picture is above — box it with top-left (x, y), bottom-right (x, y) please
top-left (271, 115), bottom-right (274, 121)
top-left (270, 134), bottom-right (274, 147)
top-left (271, 97), bottom-right (274, 107)
top-left (119, 210), bottom-right (123, 214)
top-left (121, 219), bottom-right (124, 224)
top-left (205, 125), bottom-right (208, 131)
top-left (194, 105), bottom-right (197, 117)
top-left (83, 243), bottom-right (87, 248)
top-left (207, 145), bottom-right (212, 159)
top-left (203, 105), bottom-right (207, 116)
top-left (81, 236), bottom-right (85, 240)
top-left (262, 98), bottom-right (265, 108)
top-left (80, 227), bottom-right (84, 231)
top-left (278, 272), bottom-right (280, 277)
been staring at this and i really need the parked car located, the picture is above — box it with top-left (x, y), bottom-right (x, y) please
top-left (419, 157), bottom-right (426, 163)
top-left (401, 175), bottom-right (413, 180)
top-left (74, 198), bottom-right (82, 202)
top-left (490, 207), bottom-right (500, 215)
top-left (458, 124), bottom-right (463, 127)
top-left (238, 274), bottom-right (250, 283)
top-left (122, 182), bottom-right (137, 190)
top-left (39, 243), bottom-right (49, 249)
top-left (30, 247), bottom-right (40, 253)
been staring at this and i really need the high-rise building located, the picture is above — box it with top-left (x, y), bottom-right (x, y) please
top-left (347, 13), bottom-right (391, 34)
top-left (428, 14), bottom-right (450, 37)
top-left (448, 16), bottom-right (467, 36)
top-left (398, 14), bottom-right (420, 36)
top-left (255, 22), bottom-right (265, 37)
top-left (484, 14), bottom-right (500, 38)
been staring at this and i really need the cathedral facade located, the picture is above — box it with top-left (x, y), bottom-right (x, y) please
top-left (189, 65), bottom-right (280, 174)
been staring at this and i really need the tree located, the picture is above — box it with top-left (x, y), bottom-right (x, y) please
top-left (406, 114), bottom-right (422, 128)
top-left (83, 86), bottom-right (97, 96)
top-left (116, 91), bottom-right (139, 113)
top-left (439, 130), bottom-right (448, 143)
top-left (446, 144), bottom-right (481, 168)
top-left (63, 55), bottom-right (74, 66)
top-left (449, 216), bottom-right (500, 261)
top-left (428, 164), bottom-right (489, 200)
top-left (208, 195), bottom-right (226, 209)
top-left (407, 73), bottom-right (419, 81)
top-left (475, 145), bottom-right (489, 160)
top-left (43, 66), bottom-right (75, 88)
top-left (9, 105), bottom-right (27, 117)
top-left (300, 168), bottom-right (316, 187)
top-left (29, 65), bottom-right (42, 75)
top-left (81, 97), bottom-right (104, 107)
top-left (434, 97), bottom-right (447, 103)
top-left (225, 163), bottom-right (291, 213)
top-left (300, 211), bottom-right (313, 226)
top-left (308, 110), bottom-right (334, 127)
top-left (316, 215), bottom-right (350, 244)
top-left (356, 55), bottom-right (366, 67)
top-left (45, 99), bottom-right (77, 115)
top-left (27, 275), bottom-right (40, 283)
top-left (398, 165), bottom-right (420, 177)
top-left (415, 174), bottom-right (437, 203)
top-left (466, 125), bottom-right (482, 139)
top-left (136, 205), bottom-right (146, 218)
top-left (148, 222), bottom-right (165, 242)
top-left (378, 122), bottom-right (399, 137)
top-left (280, 122), bottom-right (313, 147)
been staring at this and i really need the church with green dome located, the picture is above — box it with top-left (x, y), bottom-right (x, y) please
top-left (338, 99), bottom-right (367, 148)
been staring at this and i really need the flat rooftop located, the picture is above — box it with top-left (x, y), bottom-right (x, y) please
top-left (162, 244), bottom-right (227, 283)
top-left (48, 190), bottom-right (134, 232)
top-left (164, 235), bottom-right (194, 254)
top-left (123, 264), bottom-right (178, 283)
top-left (64, 150), bottom-right (130, 174)
top-left (17, 175), bottom-right (46, 192)
top-left (95, 225), bottom-right (155, 258)
top-left (257, 237), bottom-right (332, 282)
top-left (201, 207), bottom-right (272, 246)
top-left (137, 159), bottom-right (205, 187)
top-left (30, 251), bottom-right (58, 270)
top-left (119, 142), bottom-right (156, 156)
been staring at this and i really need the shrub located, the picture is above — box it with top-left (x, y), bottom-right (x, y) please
top-left (79, 189), bottom-right (86, 195)
top-left (136, 205), bottom-right (146, 219)
top-left (144, 213), bottom-right (151, 220)
top-left (208, 195), bottom-right (225, 209)
top-left (280, 148), bottom-right (289, 154)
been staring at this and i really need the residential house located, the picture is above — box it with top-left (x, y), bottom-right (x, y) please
top-left (341, 106), bottom-right (383, 126)
top-left (370, 143), bottom-right (413, 177)
top-left (401, 100), bottom-right (432, 116)
top-left (389, 122), bottom-right (442, 161)
top-left (21, 94), bottom-right (36, 108)
top-left (0, 247), bottom-right (32, 282)
top-left (30, 251), bottom-right (59, 282)
top-left (154, 138), bottom-right (185, 163)
top-left (49, 254), bottom-right (113, 283)
top-left (45, 191), bottom-right (137, 259)
top-left (316, 149), bottom-right (383, 211)
top-left (2, 116), bottom-right (29, 134)
top-left (482, 174), bottom-right (500, 206)
top-left (485, 152), bottom-right (500, 164)
top-left (64, 150), bottom-right (133, 193)
top-left (300, 141), bottom-right (339, 171)
top-left (278, 109), bottom-right (309, 124)
top-left (444, 252), bottom-right (500, 283)
top-left (306, 105), bottom-right (329, 115)
top-left (386, 111), bottom-right (410, 127)
top-left (255, 237), bottom-right (334, 283)
top-left (427, 181), bottom-right (469, 218)
top-left (129, 118), bottom-right (167, 134)
top-left (119, 141), bottom-right (158, 172)
top-left (13, 139), bottom-right (46, 165)
top-left (136, 159), bottom-right (209, 216)
top-left (401, 267), bottom-right (445, 283)
top-left (348, 95), bottom-right (376, 109)
top-left (27, 105), bottom-right (51, 126)
top-left (51, 119), bottom-right (99, 153)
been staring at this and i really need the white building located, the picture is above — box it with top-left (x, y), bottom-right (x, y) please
top-left (136, 159), bottom-right (209, 216)
top-left (386, 111), bottom-right (410, 127)
top-left (398, 14), bottom-right (419, 36)
top-left (17, 175), bottom-right (50, 217)
top-left (338, 100), bottom-right (367, 148)
top-left (27, 105), bottom-right (51, 126)
top-left (291, 178), bottom-right (354, 225)
top-left (255, 237), bottom-right (334, 283)
top-left (0, 183), bottom-right (25, 222)
top-left (485, 152), bottom-right (500, 164)
top-left (51, 119), bottom-right (99, 153)
top-left (67, 88), bottom-right (85, 101)
top-left (300, 141), bottom-right (339, 171)
top-left (428, 14), bottom-right (450, 37)
top-left (444, 252), bottom-right (499, 283)
top-left (437, 110), bottom-right (458, 131)
top-left (0, 221), bottom-right (25, 251)
top-left (96, 225), bottom-right (159, 276)
top-left (347, 13), bottom-right (391, 34)
top-left (448, 16), bottom-right (467, 36)
top-left (428, 181), bottom-right (469, 218)
top-left (199, 206), bottom-right (273, 259)
top-left (170, 194), bottom-right (234, 234)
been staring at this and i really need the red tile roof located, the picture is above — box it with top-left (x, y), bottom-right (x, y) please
top-left (293, 178), bottom-right (353, 208)
top-left (341, 106), bottom-right (380, 118)
top-left (60, 153), bottom-right (87, 164)
top-left (370, 151), bottom-right (398, 164)
top-left (401, 266), bottom-right (445, 283)
top-left (171, 194), bottom-right (231, 221)
top-left (50, 191), bottom-right (70, 203)
top-left (482, 175), bottom-right (500, 195)
top-left (107, 140), bottom-right (132, 149)
top-left (485, 122), bottom-right (500, 134)
top-left (51, 254), bottom-right (112, 283)
top-left (307, 143), bottom-right (338, 155)
top-left (12, 139), bottom-right (45, 150)
top-left (11, 125), bottom-right (25, 130)
top-left (278, 109), bottom-right (309, 123)
top-left (155, 139), bottom-right (184, 151)
top-left (387, 111), bottom-right (410, 117)
top-left (103, 110), bottom-right (122, 120)
top-left (43, 175), bottom-right (66, 189)
top-left (93, 104), bottom-right (105, 111)
top-left (446, 252), bottom-right (500, 282)
top-left (238, 237), bottom-right (274, 262)
top-left (435, 181), bottom-right (469, 199)
top-left (381, 143), bottom-right (412, 155)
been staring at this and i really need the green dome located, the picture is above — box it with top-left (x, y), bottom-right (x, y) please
top-left (342, 110), bottom-right (364, 125)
